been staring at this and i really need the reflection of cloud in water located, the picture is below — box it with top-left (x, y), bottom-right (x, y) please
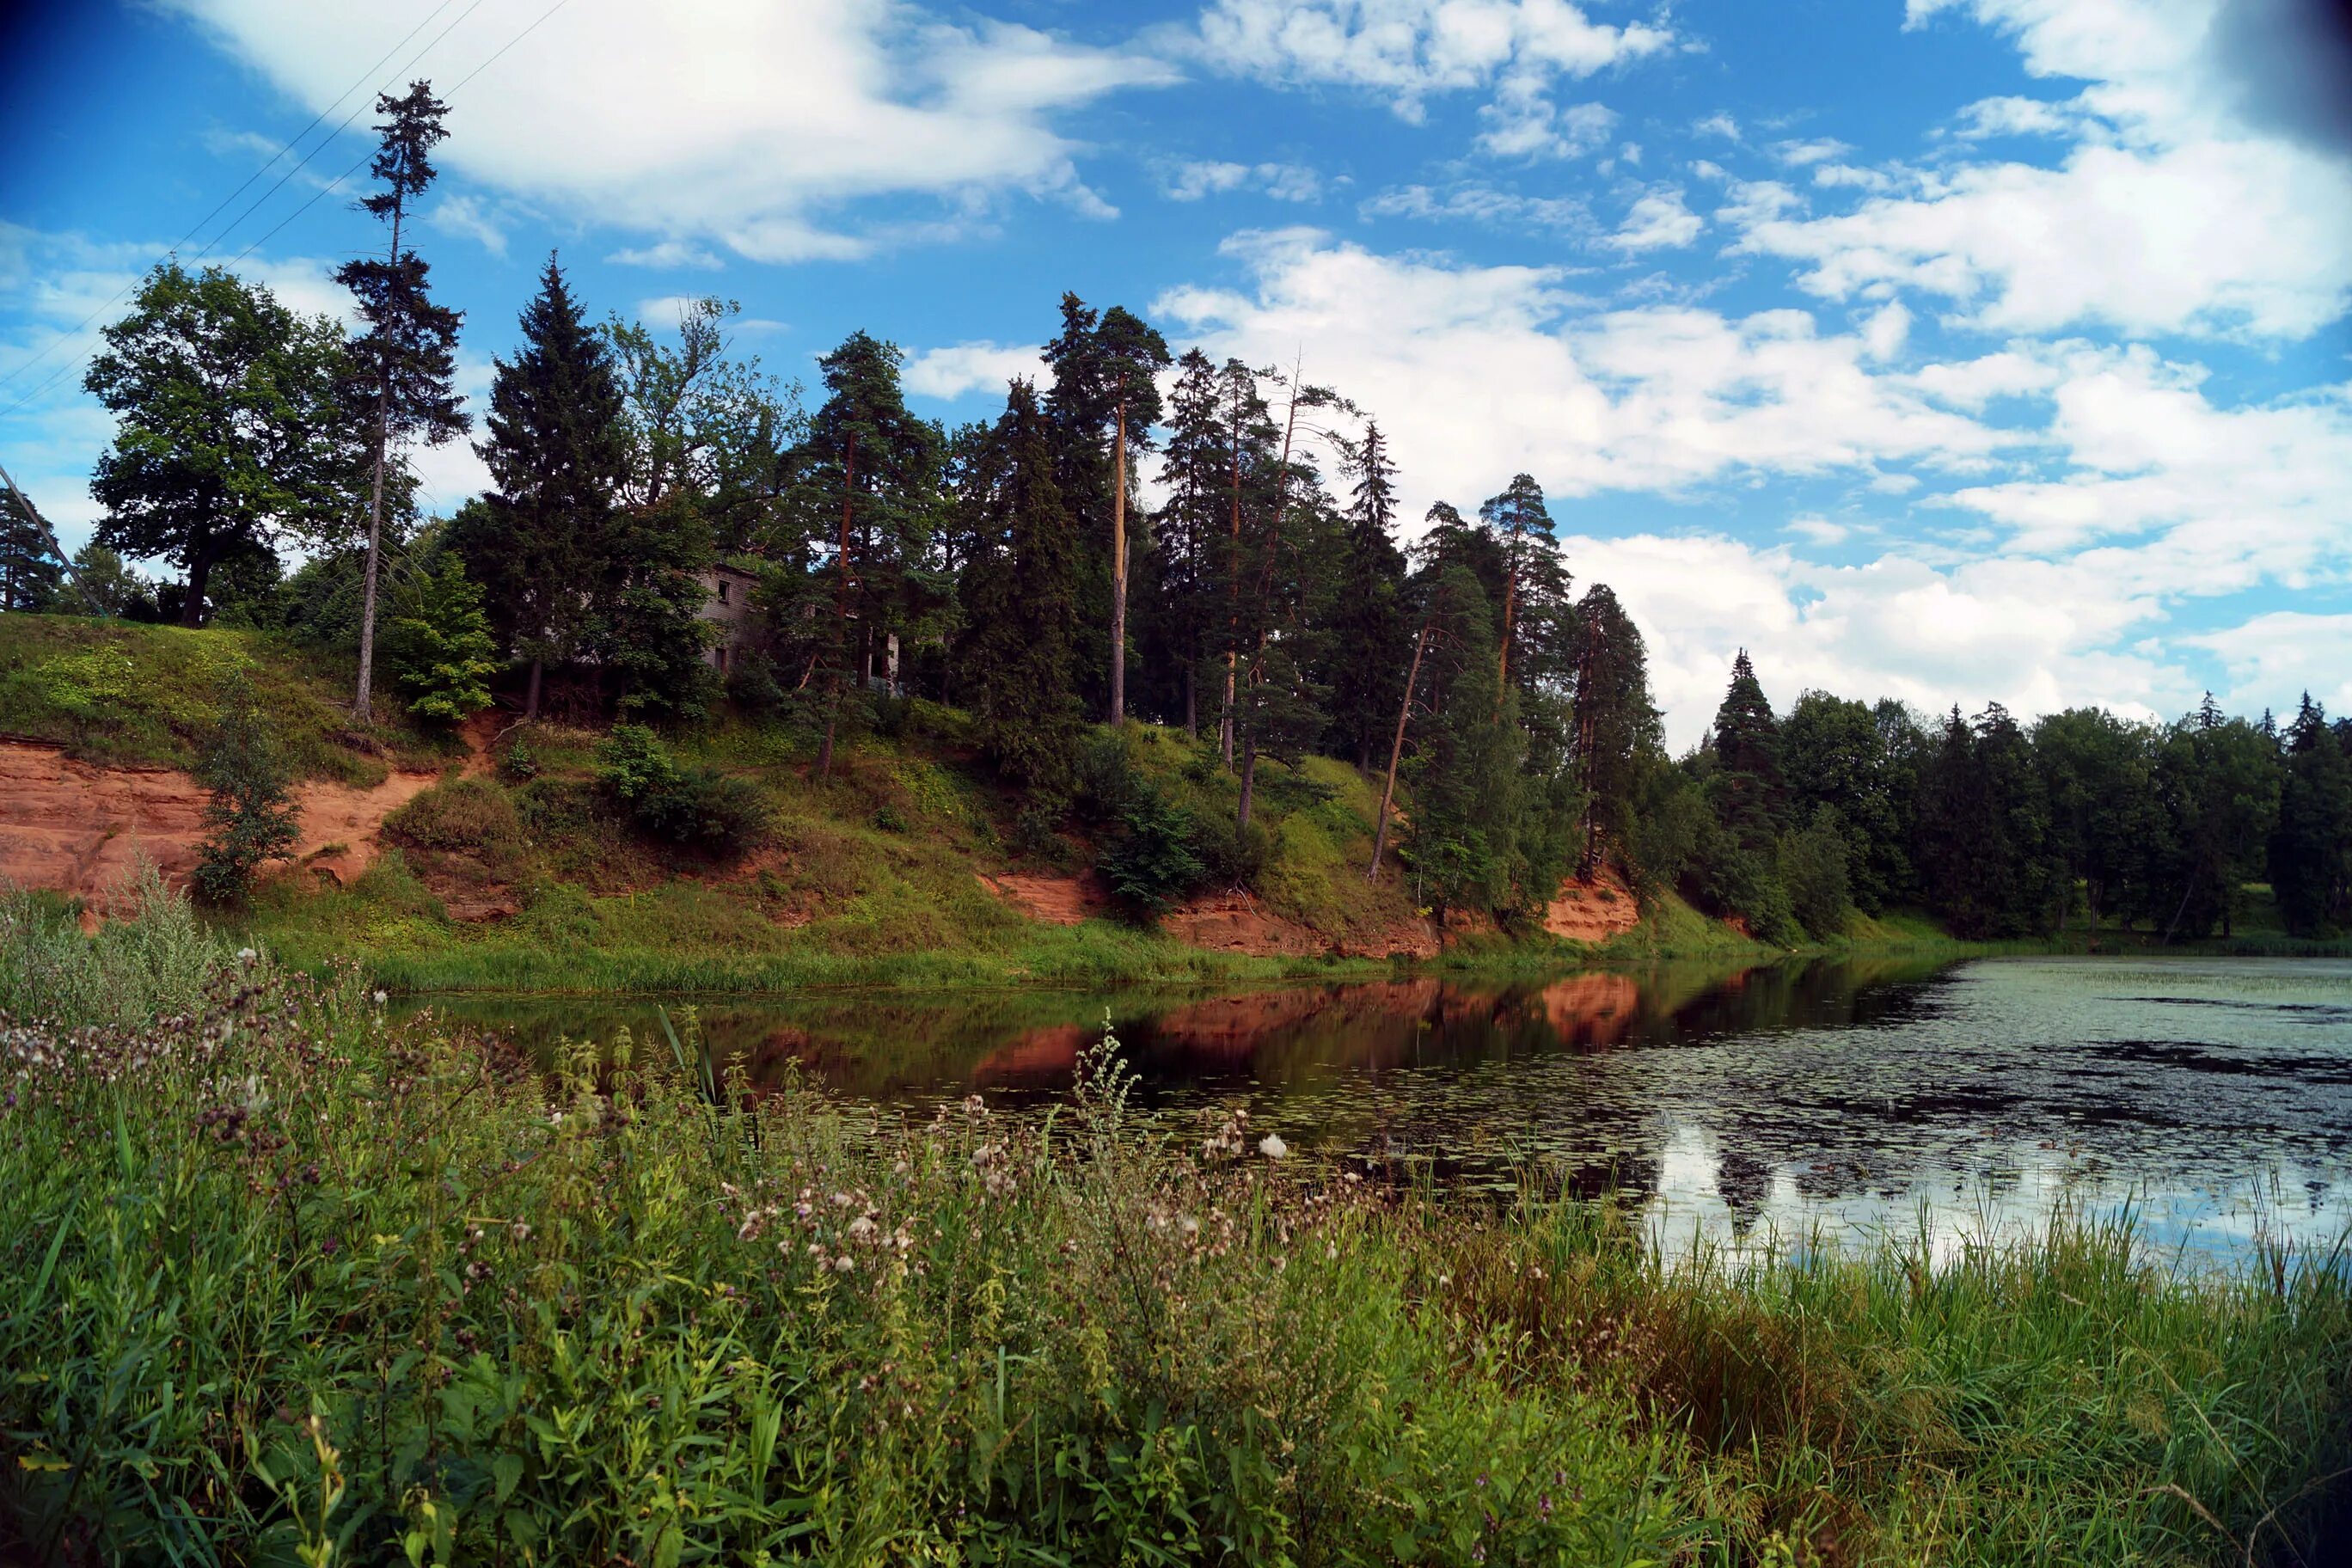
top-left (1639, 1119), bottom-right (2352, 1271)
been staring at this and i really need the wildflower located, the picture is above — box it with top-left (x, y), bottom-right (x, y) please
top-left (372, 990), bottom-right (387, 1007)
top-left (510, 1222), bottom-right (532, 1244)
top-left (236, 948), bottom-right (257, 964)
top-left (1258, 1133), bottom-right (1288, 1160)
top-left (833, 1254), bottom-right (855, 1273)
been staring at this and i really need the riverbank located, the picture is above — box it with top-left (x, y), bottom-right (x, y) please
top-left (4, 889), bottom-right (2348, 1565)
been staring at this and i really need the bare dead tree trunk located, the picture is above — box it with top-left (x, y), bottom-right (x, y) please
top-left (1110, 398), bottom-right (1129, 727)
top-left (1368, 615), bottom-right (1430, 882)
top-left (817, 432), bottom-right (854, 781)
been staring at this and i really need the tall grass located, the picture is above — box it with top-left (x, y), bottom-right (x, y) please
top-left (3, 891), bottom-right (2348, 1565)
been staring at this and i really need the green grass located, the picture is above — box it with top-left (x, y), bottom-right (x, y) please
top-left (0, 612), bottom-right (441, 783)
top-left (3, 888), bottom-right (2348, 1565)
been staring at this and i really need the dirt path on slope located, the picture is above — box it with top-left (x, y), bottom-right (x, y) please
top-left (0, 739), bottom-right (443, 919)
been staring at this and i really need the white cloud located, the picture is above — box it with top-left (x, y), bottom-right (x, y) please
top-left (1153, 230), bottom-right (2013, 521)
top-left (608, 239), bottom-right (725, 270)
top-left (1161, 160), bottom-right (1324, 202)
top-left (2184, 613), bottom-right (2352, 716)
top-left (1475, 83), bottom-right (1617, 160)
top-left (1950, 94), bottom-right (2085, 139)
top-left (1739, 0), bottom-right (2352, 340)
top-left (1359, 181), bottom-right (1589, 231)
top-left (902, 340), bottom-right (1049, 401)
top-left (1606, 187), bottom-right (1700, 251)
top-left (1186, 0), bottom-right (1673, 111)
top-left (163, 0), bottom-right (1178, 263)
top-left (1693, 111), bottom-right (1741, 140)
top-left (1770, 137), bottom-right (1852, 166)
top-left (427, 193), bottom-right (508, 256)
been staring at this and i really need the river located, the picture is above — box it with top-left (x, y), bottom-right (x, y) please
top-left (415, 953), bottom-right (2352, 1268)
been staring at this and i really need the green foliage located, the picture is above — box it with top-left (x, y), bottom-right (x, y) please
top-left (83, 260), bottom-right (365, 626)
top-left (4, 904), bottom-right (2349, 1565)
top-left (595, 723), bottom-right (768, 854)
top-left (2269, 695), bottom-right (2352, 935)
top-left (1098, 787), bottom-right (1209, 916)
top-left (389, 549), bottom-right (497, 726)
top-left (1778, 805), bottom-right (1853, 936)
top-left (724, 645), bottom-right (785, 720)
top-left (383, 776), bottom-right (524, 857)
top-left (193, 664), bottom-right (302, 903)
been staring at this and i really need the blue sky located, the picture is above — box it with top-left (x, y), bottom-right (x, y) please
top-left (3, 0), bottom-right (2349, 744)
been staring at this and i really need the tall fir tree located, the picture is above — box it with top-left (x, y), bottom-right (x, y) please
top-left (789, 330), bottom-right (944, 777)
top-left (959, 380), bottom-right (1083, 790)
top-left (1145, 348), bottom-right (1226, 734)
top-left (453, 255), bottom-right (628, 718)
top-left (1708, 649), bottom-right (1785, 854)
top-left (2269, 694), bottom-right (2352, 935)
top-left (336, 81), bottom-right (468, 722)
top-left (1324, 418), bottom-right (1410, 771)
top-left (1566, 583), bottom-right (1659, 878)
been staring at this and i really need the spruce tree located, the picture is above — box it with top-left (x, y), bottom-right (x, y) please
top-left (789, 330), bottom-right (944, 777)
top-left (1708, 649), bottom-right (1785, 853)
top-left (389, 549), bottom-right (498, 727)
top-left (1325, 419), bottom-right (1410, 770)
top-left (1146, 349), bottom-right (1226, 734)
top-left (959, 380), bottom-right (1082, 791)
top-left (2266, 694), bottom-right (2351, 935)
top-left (337, 81), bottom-right (469, 722)
top-left (0, 486), bottom-right (64, 610)
top-left (453, 255), bottom-right (628, 719)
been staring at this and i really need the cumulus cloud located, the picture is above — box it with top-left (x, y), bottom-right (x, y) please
top-left (901, 340), bottom-right (1050, 401)
top-left (2184, 613), bottom-right (2352, 715)
top-left (1185, 0), bottom-right (1674, 109)
top-left (1358, 181), bottom-right (1589, 231)
top-left (1605, 187), bottom-right (1700, 251)
top-left (161, 0), bottom-right (1178, 263)
top-left (427, 193), bottom-right (508, 256)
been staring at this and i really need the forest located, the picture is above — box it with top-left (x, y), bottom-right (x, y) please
top-left (3, 83), bottom-right (2349, 947)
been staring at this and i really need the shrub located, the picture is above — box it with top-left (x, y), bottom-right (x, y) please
top-left (1779, 805), bottom-right (1853, 938)
top-left (497, 732), bottom-right (540, 782)
top-left (193, 664), bottom-right (301, 904)
top-left (1098, 787), bottom-right (1208, 917)
top-left (1188, 807), bottom-right (1271, 890)
top-left (725, 647), bottom-right (785, 720)
top-left (595, 724), bottom-right (769, 856)
top-left (383, 777), bottom-right (527, 879)
top-left (387, 551), bottom-right (497, 727)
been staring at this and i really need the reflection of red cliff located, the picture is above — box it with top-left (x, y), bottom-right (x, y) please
top-left (971, 1024), bottom-right (1087, 1087)
top-left (1535, 973), bottom-right (1640, 1047)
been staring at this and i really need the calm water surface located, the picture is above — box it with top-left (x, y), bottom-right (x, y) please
top-left (420, 955), bottom-right (2352, 1267)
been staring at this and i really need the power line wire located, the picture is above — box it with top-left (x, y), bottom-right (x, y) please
top-left (0, 0), bottom-right (466, 400)
top-left (3, 0), bottom-right (576, 425)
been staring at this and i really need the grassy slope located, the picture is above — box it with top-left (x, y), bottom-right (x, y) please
top-left (2, 613), bottom-right (1914, 989)
top-left (0, 613), bottom-right (439, 784)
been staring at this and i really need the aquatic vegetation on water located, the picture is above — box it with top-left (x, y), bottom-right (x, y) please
top-left (3, 890), bottom-right (2349, 1565)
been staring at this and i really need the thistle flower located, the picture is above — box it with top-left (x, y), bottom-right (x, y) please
top-left (1259, 1133), bottom-right (1288, 1161)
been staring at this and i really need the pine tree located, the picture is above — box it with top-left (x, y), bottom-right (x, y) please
top-left (193, 665), bottom-right (301, 903)
top-left (1146, 349), bottom-right (1225, 735)
top-left (452, 255), bottom-right (628, 719)
top-left (1478, 473), bottom-right (1570, 712)
top-left (1566, 583), bottom-right (1659, 877)
top-left (959, 380), bottom-right (1082, 791)
top-left (337, 81), bottom-right (469, 723)
top-left (1097, 307), bottom-right (1169, 726)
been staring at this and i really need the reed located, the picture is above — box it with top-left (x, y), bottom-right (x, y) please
top-left (3, 887), bottom-right (2346, 1565)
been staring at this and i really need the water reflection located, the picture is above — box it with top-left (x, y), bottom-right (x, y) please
top-left (417, 954), bottom-right (2352, 1268)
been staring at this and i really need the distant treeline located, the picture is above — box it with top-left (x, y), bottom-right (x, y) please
top-left (3, 83), bottom-right (2346, 941)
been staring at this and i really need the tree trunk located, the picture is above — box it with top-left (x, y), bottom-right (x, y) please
top-left (181, 536), bottom-right (218, 628)
top-left (352, 179), bottom-right (405, 726)
top-left (1368, 616), bottom-right (1430, 882)
top-left (525, 657), bottom-right (542, 720)
top-left (1495, 518), bottom-right (1522, 720)
top-left (1239, 728), bottom-right (1259, 829)
top-left (1110, 399), bottom-right (1128, 727)
top-left (1185, 665), bottom-right (1197, 739)
top-left (1221, 416), bottom-right (1242, 769)
top-left (818, 432), bottom-right (855, 781)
